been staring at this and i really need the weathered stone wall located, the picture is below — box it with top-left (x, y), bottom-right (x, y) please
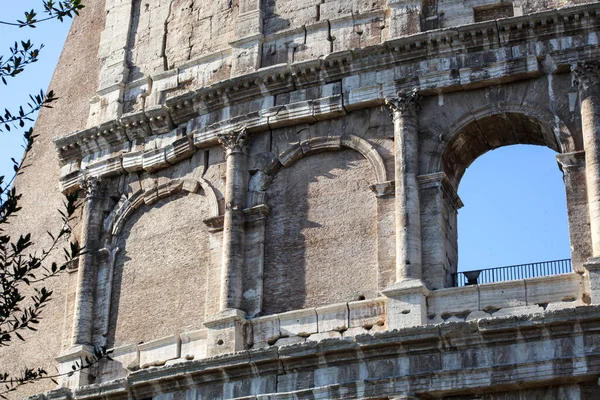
top-left (0, 1), bottom-right (106, 398)
top-left (127, 0), bottom-right (236, 81)
top-left (263, 149), bottom-right (379, 315)
top-left (7, 0), bottom-right (600, 398)
top-left (108, 192), bottom-right (211, 347)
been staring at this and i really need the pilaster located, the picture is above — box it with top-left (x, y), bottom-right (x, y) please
top-left (386, 0), bottom-right (422, 40)
top-left (385, 89), bottom-right (423, 282)
top-left (557, 151), bottom-right (591, 272)
top-left (88, 0), bottom-right (134, 126)
top-left (71, 177), bottom-right (102, 347)
top-left (242, 204), bottom-right (270, 317)
top-left (418, 172), bottom-right (462, 289)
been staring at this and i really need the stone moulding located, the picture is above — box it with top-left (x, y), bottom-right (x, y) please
top-left (104, 178), bottom-right (221, 240)
top-left (41, 306), bottom-right (600, 400)
top-left (52, 3), bottom-right (600, 192)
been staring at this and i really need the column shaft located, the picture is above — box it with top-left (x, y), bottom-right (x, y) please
top-left (71, 178), bottom-right (101, 346)
top-left (575, 62), bottom-right (600, 257)
top-left (386, 90), bottom-right (422, 281)
top-left (218, 128), bottom-right (248, 311)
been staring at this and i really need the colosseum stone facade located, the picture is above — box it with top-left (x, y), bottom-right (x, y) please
top-left (4, 0), bottom-right (600, 398)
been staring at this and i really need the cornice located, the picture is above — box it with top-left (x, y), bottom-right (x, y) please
top-left (37, 305), bottom-right (600, 400)
top-left (52, 3), bottom-right (600, 193)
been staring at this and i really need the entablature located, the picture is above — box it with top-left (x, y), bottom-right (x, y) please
top-left (53, 3), bottom-right (600, 193)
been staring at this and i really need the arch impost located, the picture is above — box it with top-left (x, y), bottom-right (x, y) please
top-left (417, 172), bottom-right (463, 210)
top-left (370, 181), bottom-right (395, 197)
top-left (556, 151), bottom-right (586, 171)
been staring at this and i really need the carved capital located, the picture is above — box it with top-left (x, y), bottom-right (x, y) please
top-left (385, 88), bottom-right (421, 117)
top-left (573, 61), bottom-right (600, 93)
top-left (80, 176), bottom-right (102, 199)
top-left (218, 126), bottom-right (248, 155)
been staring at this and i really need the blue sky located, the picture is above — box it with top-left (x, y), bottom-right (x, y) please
top-left (0, 6), bottom-right (571, 272)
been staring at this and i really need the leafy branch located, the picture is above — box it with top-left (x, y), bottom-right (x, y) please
top-left (0, 0), bottom-right (84, 28)
top-left (0, 346), bottom-right (112, 398)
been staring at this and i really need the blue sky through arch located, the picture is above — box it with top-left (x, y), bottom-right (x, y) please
top-left (457, 144), bottom-right (571, 272)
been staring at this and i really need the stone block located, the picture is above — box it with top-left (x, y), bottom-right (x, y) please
top-left (98, 344), bottom-right (138, 382)
top-left (493, 305), bottom-right (544, 318)
top-left (428, 285), bottom-right (478, 317)
top-left (250, 315), bottom-right (280, 348)
top-left (466, 311), bottom-right (491, 321)
top-left (142, 148), bottom-right (169, 172)
top-left (525, 273), bottom-right (583, 306)
top-left (122, 150), bottom-right (144, 172)
top-left (279, 308), bottom-right (318, 337)
top-left (348, 297), bottom-right (387, 329)
top-left (179, 330), bottom-right (208, 361)
top-left (55, 345), bottom-right (96, 388)
top-left (383, 280), bottom-right (429, 329)
top-left (138, 335), bottom-right (181, 369)
top-left (479, 280), bottom-right (527, 311)
top-left (305, 331), bottom-right (343, 343)
top-left (317, 302), bottom-right (349, 333)
top-left (204, 309), bottom-right (247, 357)
top-left (274, 336), bottom-right (306, 347)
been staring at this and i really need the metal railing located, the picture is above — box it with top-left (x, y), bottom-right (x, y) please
top-left (451, 258), bottom-right (572, 287)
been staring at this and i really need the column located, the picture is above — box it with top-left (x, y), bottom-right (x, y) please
top-left (217, 127), bottom-right (249, 312)
top-left (71, 177), bottom-right (101, 346)
top-left (574, 62), bottom-right (600, 258)
top-left (386, 89), bottom-right (423, 282)
top-left (574, 62), bottom-right (600, 304)
top-left (382, 90), bottom-right (429, 329)
top-left (58, 177), bottom-right (102, 388)
top-left (204, 127), bottom-right (249, 357)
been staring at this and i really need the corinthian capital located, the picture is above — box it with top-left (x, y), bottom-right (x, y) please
top-left (385, 88), bottom-right (421, 117)
top-left (218, 126), bottom-right (248, 154)
top-left (80, 176), bottom-right (102, 198)
top-left (573, 61), bottom-right (600, 92)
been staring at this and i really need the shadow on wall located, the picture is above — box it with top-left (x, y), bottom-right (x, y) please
top-left (262, 149), bottom-right (379, 315)
top-left (105, 191), bottom-right (211, 348)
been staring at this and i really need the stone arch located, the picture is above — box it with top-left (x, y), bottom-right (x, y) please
top-left (431, 103), bottom-right (576, 188)
top-left (275, 135), bottom-right (388, 183)
top-left (105, 178), bottom-right (217, 347)
top-left (107, 177), bottom-right (221, 241)
top-left (420, 105), bottom-right (582, 289)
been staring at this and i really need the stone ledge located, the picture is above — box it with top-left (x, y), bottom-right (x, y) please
top-left (42, 306), bottom-right (600, 400)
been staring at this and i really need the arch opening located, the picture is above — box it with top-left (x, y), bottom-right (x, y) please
top-left (442, 112), bottom-right (562, 190)
top-left (457, 145), bottom-right (570, 273)
top-left (435, 112), bottom-right (574, 287)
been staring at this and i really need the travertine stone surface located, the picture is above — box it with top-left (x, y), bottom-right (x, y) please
top-left (262, 149), bottom-right (379, 315)
top-left (109, 192), bottom-right (211, 347)
top-left (7, 0), bottom-right (600, 399)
